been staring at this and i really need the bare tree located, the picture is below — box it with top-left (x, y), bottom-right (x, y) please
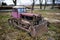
top-left (51, 0), bottom-right (55, 9)
top-left (39, 0), bottom-right (43, 9)
top-left (13, 0), bottom-right (16, 6)
top-left (31, 0), bottom-right (35, 13)
top-left (44, 0), bottom-right (47, 9)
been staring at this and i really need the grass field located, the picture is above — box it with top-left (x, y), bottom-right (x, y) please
top-left (0, 9), bottom-right (60, 40)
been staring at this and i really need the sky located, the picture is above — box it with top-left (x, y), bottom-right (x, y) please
top-left (16, 0), bottom-right (52, 5)
top-left (0, 0), bottom-right (60, 5)
top-left (17, 0), bottom-right (60, 5)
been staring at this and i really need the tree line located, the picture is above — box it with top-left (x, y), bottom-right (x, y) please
top-left (13, 0), bottom-right (56, 10)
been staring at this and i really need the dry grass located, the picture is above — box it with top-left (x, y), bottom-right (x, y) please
top-left (0, 9), bottom-right (60, 40)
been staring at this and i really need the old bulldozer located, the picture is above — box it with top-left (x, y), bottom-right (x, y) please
top-left (8, 6), bottom-right (48, 37)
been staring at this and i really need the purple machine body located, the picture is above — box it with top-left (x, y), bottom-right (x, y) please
top-left (11, 6), bottom-right (26, 18)
top-left (8, 6), bottom-right (48, 37)
top-left (12, 11), bottom-right (20, 18)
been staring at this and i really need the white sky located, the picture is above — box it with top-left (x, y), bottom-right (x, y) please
top-left (17, 0), bottom-right (53, 5)
top-left (0, 0), bottom-right (60, 5)
top-left (17, 0), bottom-right (60, 5)
top-left (3, 0), bottom-right (14, 5)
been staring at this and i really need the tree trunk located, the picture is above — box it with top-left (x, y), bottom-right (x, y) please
top-left (31, 0), bottom-right (35, 13)
top-left (51, 0), bottom-right (55, 9)
top-left (44, 0), bottom-right (47, 10)
top-left (39, 0), bottom-right (43, 9)
top-left (13, 0), bottom-right (16, 6)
